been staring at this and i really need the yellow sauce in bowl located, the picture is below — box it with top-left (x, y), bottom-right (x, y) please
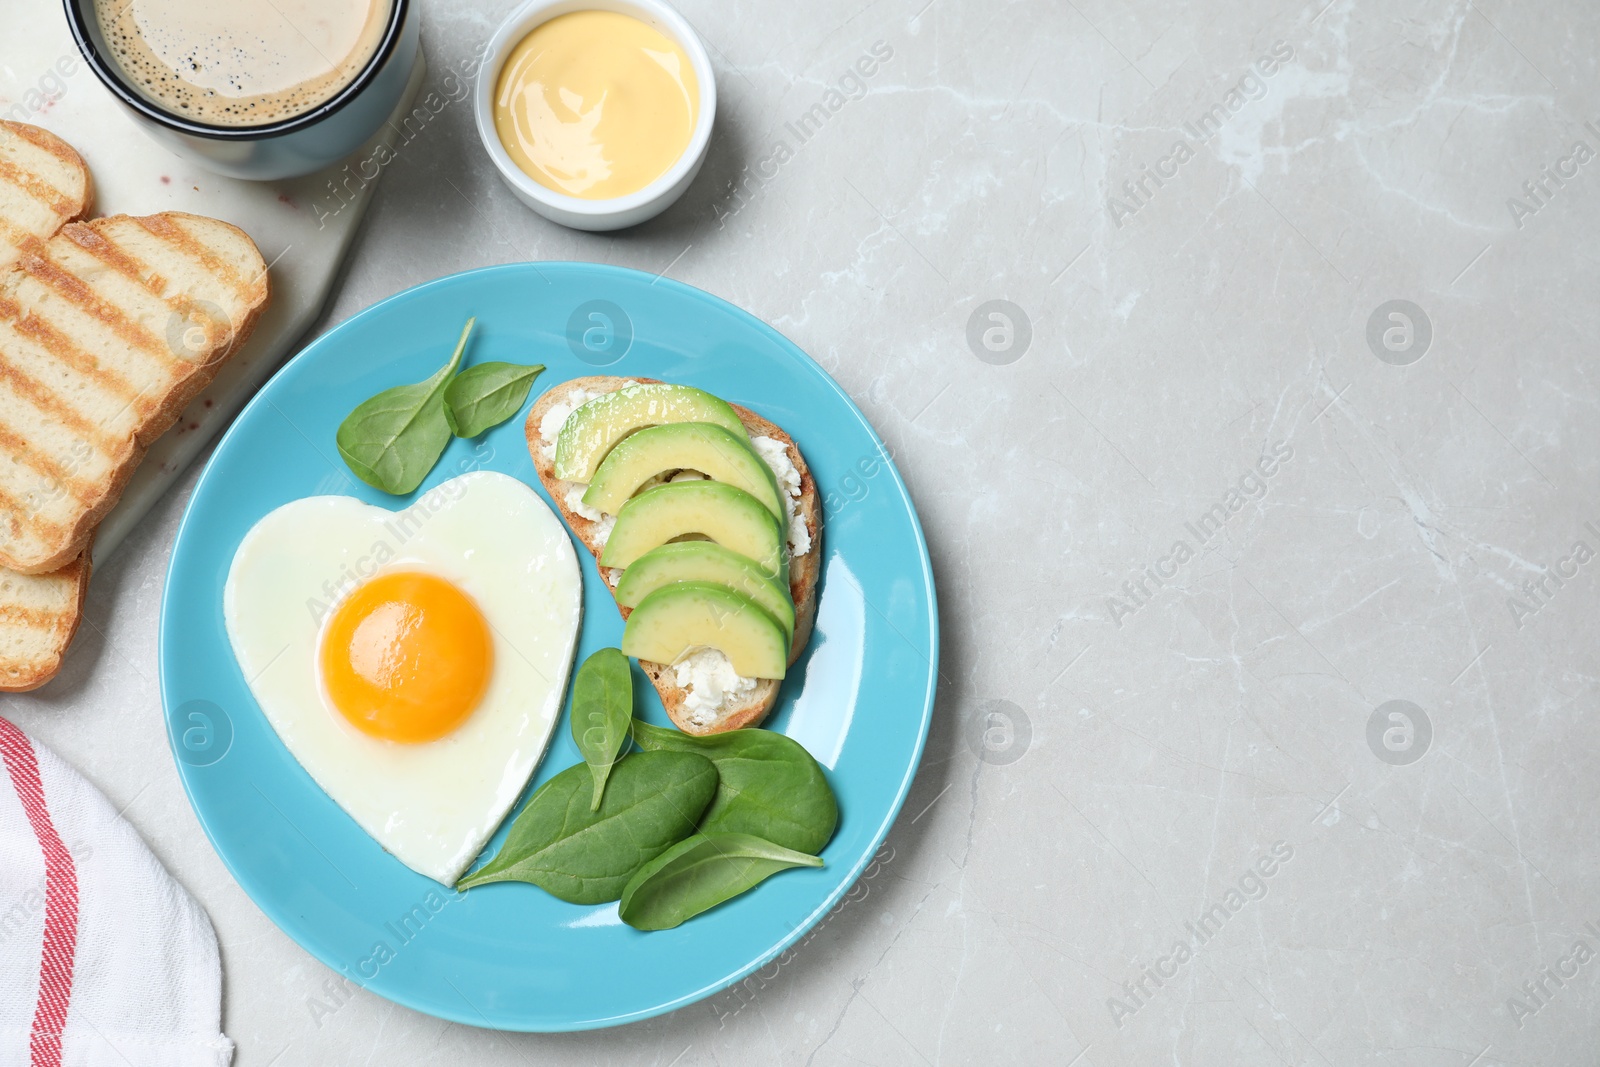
top-left (493, 10), bottom-right (699, 200)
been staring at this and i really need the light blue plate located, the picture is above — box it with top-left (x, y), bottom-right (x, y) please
top-left (159, 263), bottom-right (938, 1031)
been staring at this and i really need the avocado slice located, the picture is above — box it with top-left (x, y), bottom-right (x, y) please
top-left (622, 581), bottom-right (789, 679)
top-left (599, 481), bottom-right (785, 577)
top-left (554, 384), bottom-right (747, 483)
top-left (582, 422), bottom-right (783, 519)
top-left (615, 542), bottom-right (795, 641)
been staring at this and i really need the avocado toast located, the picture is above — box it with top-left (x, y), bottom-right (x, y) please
top-left (525, 376), bottom-right (821, 734)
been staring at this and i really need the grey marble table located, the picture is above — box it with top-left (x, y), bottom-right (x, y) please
top-left (11, 0), bottom-right (1600, 1063)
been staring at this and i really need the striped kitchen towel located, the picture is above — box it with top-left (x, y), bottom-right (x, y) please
top-left (0, 717), bottom-right (232, 1066)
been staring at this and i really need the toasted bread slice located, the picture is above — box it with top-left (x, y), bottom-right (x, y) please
top-left (0, 547), bottom-right (90, 692)
top-left (0, 122), bottom-right (92, 272)
top-left (526, 376), bottom-right (822, 735)
top-left (0, 208), bottom-right (270, 573)
top-left (0, 122), bottom-right (270, 690)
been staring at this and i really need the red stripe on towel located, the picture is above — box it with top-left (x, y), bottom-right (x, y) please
top-left (0, 718), bottom-right (78, 1067)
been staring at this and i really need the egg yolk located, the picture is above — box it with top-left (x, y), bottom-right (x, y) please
top-left (319, 571), bottom-right (493, 744)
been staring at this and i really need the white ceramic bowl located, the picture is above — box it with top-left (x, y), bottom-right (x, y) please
top-left (474, 0), bottom-right (717, 231)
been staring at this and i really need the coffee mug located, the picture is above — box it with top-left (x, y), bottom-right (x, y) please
top-left (61, 0), bottom-right (419, 181)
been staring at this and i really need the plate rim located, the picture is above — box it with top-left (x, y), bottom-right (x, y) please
top-left (158, 261), bottom-right (939, 1031)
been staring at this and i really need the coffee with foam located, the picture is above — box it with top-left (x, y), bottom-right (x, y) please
top-left (94, 0), bottom-right (391, 128)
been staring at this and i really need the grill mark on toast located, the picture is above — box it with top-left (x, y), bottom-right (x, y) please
top-left (95, 218), bottom-right (252, 367)
top-left (0, 482), bottom-right (65, 541)
top-left (60, 223), bottom-right (223, 333)
top-left (0, 348), bottom-right (131, 456)
top-left (0, 121), bottom-right (87, 175)
top-left (135, 214), bottom-right (250, 295)
top-left (0, 158), bottom-right (75, 218)
top-left (0, 602), bottom-right (70, 628)
top-left (0, 295), bottom-right (145, 412)
top-left (18, 248), bottom-right (173, 359)
top-left (62, 224), bottom-right (175, 300)
top-left (0, 548), bottom-right (89, 691)
top-left (0, 422), bottom-right (96, 509)
top-left (59, 224), bottom-right (231, 360)
top-left (0, 217), bottom-right (45, 259)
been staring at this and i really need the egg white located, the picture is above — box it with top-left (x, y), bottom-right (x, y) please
top-left (223, 471), bottom-right (583, 885)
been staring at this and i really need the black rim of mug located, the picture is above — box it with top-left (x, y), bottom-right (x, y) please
top-left (59, 0), bottom-right (411, 141)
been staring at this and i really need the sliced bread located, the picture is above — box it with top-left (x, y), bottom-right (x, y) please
top-left (0, 208), bottom-right (270, 573)
top-left (0, 123), bottom-right (99, 691)
top-left (0, 121), bottom-right (270, 692)
top-left (0, 122), bottom-right (92, 272)
top-left (525, 376), bottom-right (822, 735)
top-left (0, 546), bottom-right (90, 692)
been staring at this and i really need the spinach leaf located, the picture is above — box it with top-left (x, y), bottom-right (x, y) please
top-left (619, 832), bottom-right (823, 931)
top-left (631, 720), bottom-right (839, 855)
top-left (336, 318), bottom-right (475, 494)
top-left (570, 648), bottom-right (633, 810)
top-left (444, 360), bottom-right (544, 438)
top-left (456, 750), bottom-right (716, 904)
